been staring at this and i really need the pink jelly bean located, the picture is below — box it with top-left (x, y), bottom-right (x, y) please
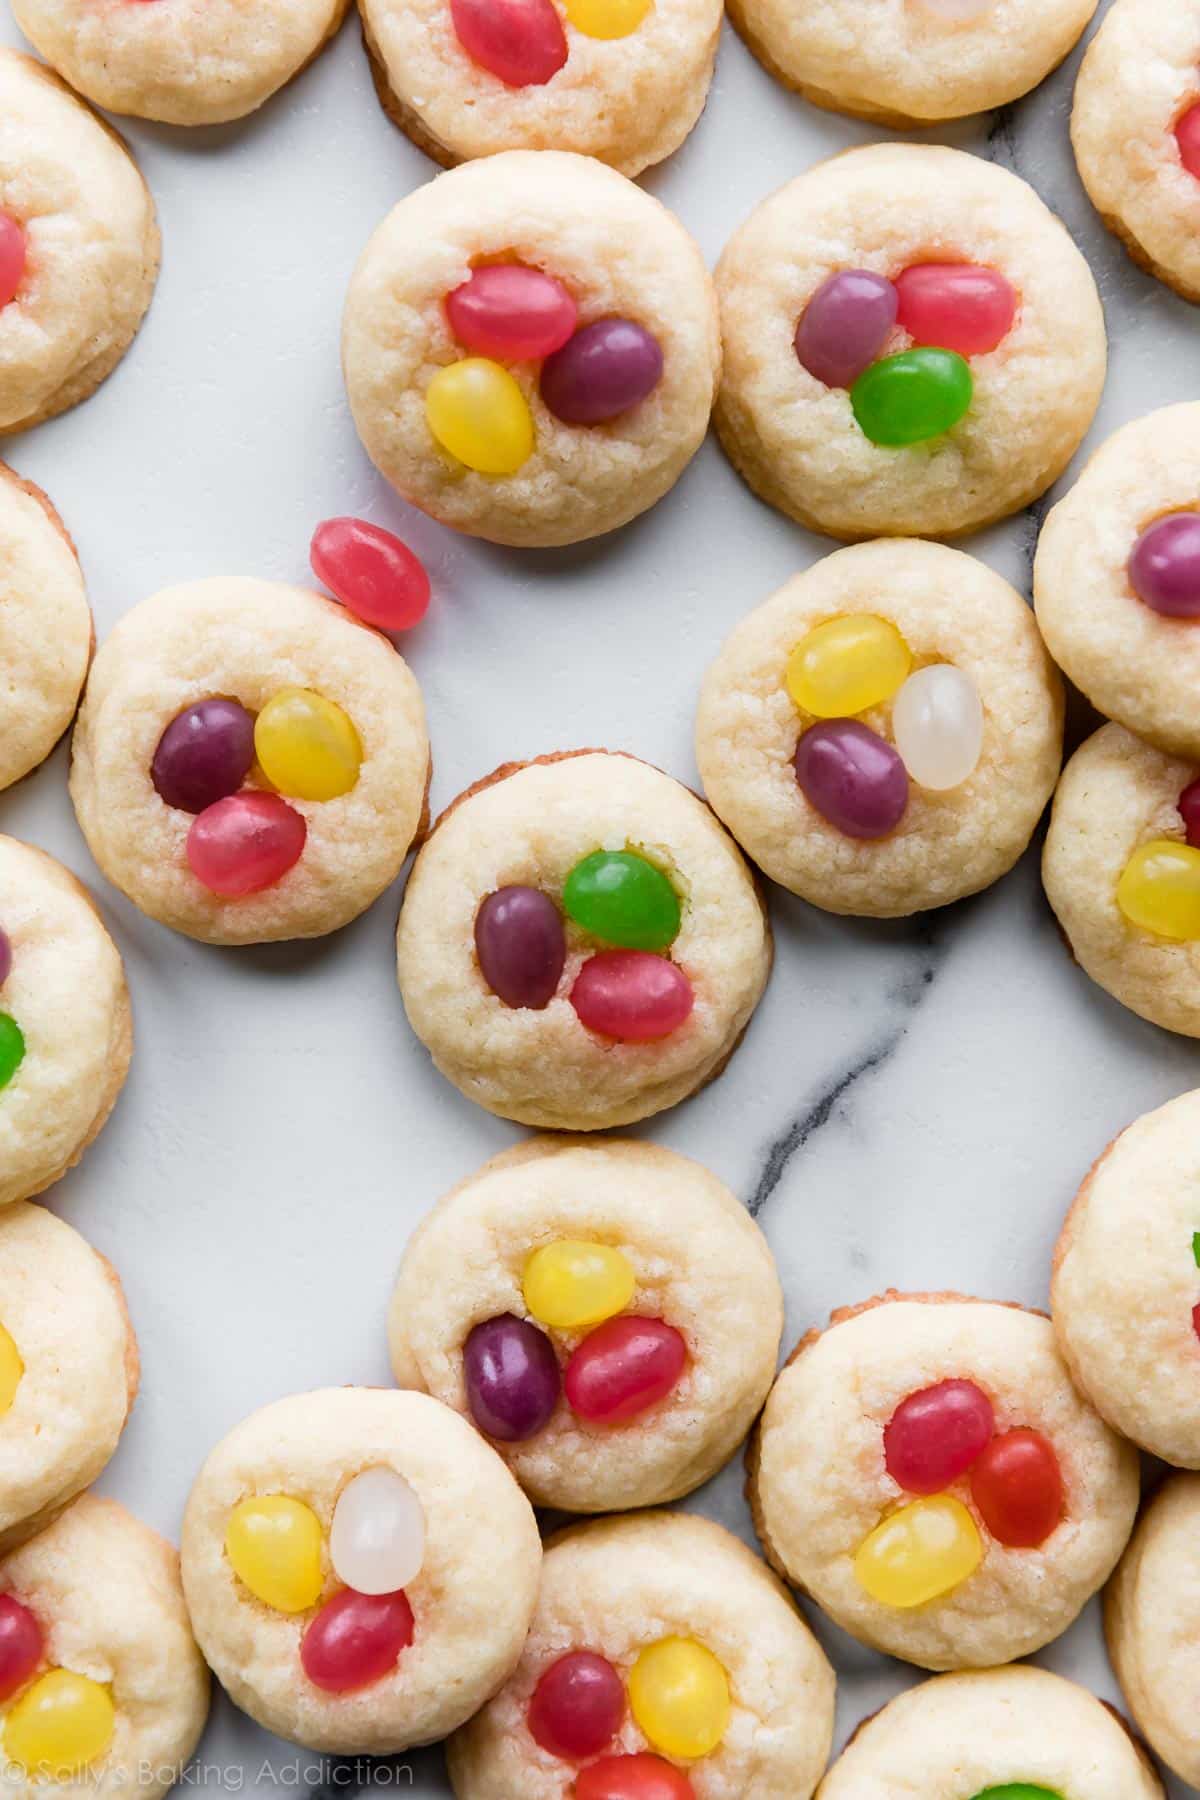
top-left (186, 792), bottom-right (307, 896)
top-left (565, 1317), bottom-right (687, 1422)
top-left (310, 517), bottom-right (430, 631)
top-left (884, 1379), bottom-right (994, 1495)
top-left (1178, 104), bottom-right (1200, 180)
top-left (1181, 779), bottom-right (1200, 848)
top-left (794, 271), bottom-right (898, 389)
top-left (0, 215), bottom-right (25, 310)
top-left (1128, 513), bottom-right (1200, 618)
top-left (570, 951), bottom-right (693, 1041)
top-left (300, 1589), bottom-right (415, 1694)
top-left (0, 1597), bottom-right (42, 1703)
top-left (450, 0), bottom-right (567, 86)
top-left (895, 263), bottom-right (1017, 357)
top-left (446, 265), bottom-right (578, 363)
top-left (527, 1651), bottom-right (625, 1758)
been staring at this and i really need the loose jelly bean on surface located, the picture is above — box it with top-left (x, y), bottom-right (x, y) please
top-left (891, 665), bottom-right (984, 791)
top-left (970, 1429), bottom-right (1063, 1548)
top-left (564, 0), bottom-right (651, 35)
top-left (1117, 840), bottom-right (1200, 940)
top-left (0, 214), bottom-right (26, 310)
top-left (541, 320), bottom-right (663, 425)
top-left (1128, 513), bottom-right (1200, 618)
top-left (330, 1468), bottom-right (425, 1596)
top-left (187, 793), bottom-right (307, 898)
top-left (564, 1316), bottom-right (686, 1422)
top-left (464, 1314), bottom-right (561, 1441)
top-left (1177, 104), bottom-right (1200, 181)
top-left (895, 263), bottom-right (1017, 358)
top-left (475, 886), bottom-right (566, 1009)
top-left (446, 265), bottom-right (578, 363)
top-left (450, 0), bottom-right (567, 84)
top-left (5, 1670), bottom-right (115, 1777)
top-left (851, 348), bottom-right (973, 447)
top-left (254, 689), bottom-right (362, 803)
top-left (570, 952), bottom-right (693, 1042)
top-left (628, 1637), bottom-right (730, 1761)
top-left (0, 928), bottom-right (13, 988)
top-left (854, 1495), bottom-right (982, 1608)
top-left (1180, 779), bottom-right (1200, 849)
top-left (794, 719), bottom-right (908, 839)
top-left (794, 271), bottom-right (898, 389)
top-left (523, 1240), bottom-right (636, 1330)
top-left (0, 1596), bottom-right (42, 1703)
top-left (225, 1495), bottom-right (324, 1613)
top-left (300, 1589), bottom-right (414, 1694)
top-left (883, 1379), bottom-right (994, 1495)
top-left (0, 1322), bottom-right (23, 1416)
top-left (527, 1651), bottom-right (625, 1759)
top-left (562, 850), bottom-right (681, 951)
top-left (786, 614), bottom-right (912, 719)
top-left (151, 698), bottom-right (257, 814)
top-left (0, 1014), bottom-right (25, 1093)
top-left (426, 358), bottom-right (535, 474)
top-left (310, 518), bottom-right (431, 632)
top-left (576, 1755), bottom-right (696, 1800)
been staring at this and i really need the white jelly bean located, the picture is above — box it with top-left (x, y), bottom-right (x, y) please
top-left (330, 1467), bottom-right (425, 1595)
top-left (892, 665), bottom-right (983, 791)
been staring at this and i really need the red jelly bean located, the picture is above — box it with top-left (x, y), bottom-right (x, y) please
top-left (301, 1589), bottom-right (414, 1694)
top-left (310, 518), bottom-right (430, 632)
top-left (1178, 104), bottom-right (1200, 181)
top-left (0, 1596), bottom-right (42, 1702)
top-left (570, 952), bottom-right (692, 1042)
top-left (576, 1755), bottom-right (696, 1800)
top-left (884, 1379), bottom-right (994, 1496)
top-left (1193, 1300), bottom-right (1200, 1342)
top-left (895, 263), bottom-right (1017, 358)
top-left (1180, 778), bottom-right (1200, 848)
top-left (450, 0), bottom-right (567, 86)
top-left (565, 1316), bottom-right (686, 1423)
top-left (186, 792), bottom-right (307, 896)
top-left (0, 214), bottom-right (26, 310)
top-left (527, 1651), bottom-right (625, 1759)
top-left (446, 265), bottom-right (578, 363)
top-left (970, 1428), bottom-right (1063, 1549)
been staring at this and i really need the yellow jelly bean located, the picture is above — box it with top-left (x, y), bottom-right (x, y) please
top-left (254, 689), bottom-right (362, 802)
top-left (1117, 840), bottom-right (1200, 940)
top-left (854, 1495), bottom-right (982, 1609)
top-left (523, 1240), bottom-right (637, 1330)
top-left (5, 1670), bottom-right (115, 1777)
top-left (628, 1636), bottom-right (731, 1760)
top-left (426, 360), bottom-right (535, 476)
top-left (786, 614), bottom-right (912, 720)
top-left (0, 1323), bottom-right (22, 1417)
top-left (564, 0), bottom-right (651, 36)
top-left (225, 1495), bottom-right (324, 1613)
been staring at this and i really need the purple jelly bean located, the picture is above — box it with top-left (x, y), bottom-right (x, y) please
top-left (794, 719), bottom-right (908, 839)
top-left (151, 699), bottom-right (256, 814)
top-left (1128, 513), bottom-right (1200, 618)
top-left (464, 1314), bottom-right (561, 1442)
top-left (475, 886), bottom-right (566, 1009)
top-left (795, 271), bottom-right (899, 389)
top-left (0, 931), bottom-right (11, 988)
top-left (540, 319), bottom-right (664, 425)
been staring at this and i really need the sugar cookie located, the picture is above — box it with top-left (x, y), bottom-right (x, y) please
top-left (0, 468), bottom-right (90, 794)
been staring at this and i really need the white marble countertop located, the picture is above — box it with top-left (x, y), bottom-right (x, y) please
top-left (1, 0), bottom-right (1197, 1792)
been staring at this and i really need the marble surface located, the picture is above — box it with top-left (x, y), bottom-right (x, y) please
top-left (0, 0), bottom-right (1197, 1792)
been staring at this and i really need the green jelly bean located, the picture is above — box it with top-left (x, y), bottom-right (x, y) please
top-left (563, 850), bottom-right (681, 951)
top-left (969, 1788), bottom-right (1063, 1800)
top-left (851, 348), bottom-right (973, 447)
top-left (0, 1014), bottom-right (24, 1092)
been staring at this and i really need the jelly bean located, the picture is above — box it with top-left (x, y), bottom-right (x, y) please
top-left (225, 1495), bottom-right (324, 1613)
top-left (527, 1651), bottom-right (625, 1758)
top-left (0, 1015), bottom-right (25, 1093)
top-left (1180, 779), bottom-right (1200, 849)
top-left (1193, 1229), bottom-right (1200, 1267)
top-left (891, 665), bottom-right (983, 790)
top-left (628, 1637), bottom-right (730, 1761)
top-left (475, 886), bottom-right (566, 1009)
top-left (1128, 513), bottom-right (1200, 618)
top-left (0, 928), bottom-right (12, 988)
top-left (794, 719), bottom-right (908, 839)
top-left (524, 1240), bottom-right (636, 1330)
top-left (254, 688), bottom-right (361, 803)
top-left (571, 952), bottom-right (693, 1042)
top-left (446, 265), bottom-right (578, 363)
top-left (310, 518), bottom-right (431, 632)
top-left (969, 1790), bottom-right (1062, 1800)
top-left (450, 0), bottom-right (567, 85)
top-left (854, 1495), bottom-right (982, 1607)
top-left (895, 264), bottom-right (1017, 358)
top-left (970, 1429), bottom-right (1063, 1549)
top-left (187, 792), bottom-right (307, 898)
top-left (0, 214), bottom-right (26, 310)
top-left (426, 358), bottom-right (535, 474)
top-left (330, 1468), bottom-right (425, 1596)
top-left (851, 348), bottom-right (973, 447)
top-left (464, 1314), bottom-right (561, 1441)
top-left (5, 1670), bottom-right (115, 1777)
top-left (563, 850), bottom-right (681, 951)
top-left (576, 1755), bottom-right (696, 1800)
top-left (541, 321), bottom-right (663, 425)
top-left (564, 1316), bottom-right (686, 1422)
top-left (0, 1597), bottom-right (41, 1703)
top-left (1117, 840), bottom-right (1200, 940)
top-left (300, 1589), bottom-right (414, 1693)
top-left (564, 0), bottom-right (650, 34)
top-left (786, 614), bottom-right (912, 719)
top-left (795, 271), bottom-right (898, 390)
top-left (1193, 1300), bottom-right (1200, 1343)
top-left (0, 1323), bottom-right (22, 1417)
top-left (1177, 104), bottom-right (1200, 182)
top-left (151, 698), bottom-right (256, 815)
top-left (883, 1379), bottom-right (994, 1495)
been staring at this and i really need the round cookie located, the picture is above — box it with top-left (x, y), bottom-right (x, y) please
top-left (1106, 1472), bottom-right (1200, 1789)
top-left (389, 1137), bottom-right (784, 1513)
top-left (1072, 0), bottom-right (1200, 303)
top-left (0, 837), bottom-right (131, 1209)
top-left (70, 577), bottom-right (430, 946)
top-left (395, 751), bottom-right (772, 1130)
top-left (0, 52), bottom-right (158, 434)
top-left (748, 1292), bottom-right (1139, 1671)
top-left (814, 1665), bottom-right (1163, 1800)
top-left (12, 0), bottom-right (346, 126)
top-left (180, 1387), bottom-right (541, 1753)
top-left (715, 144), bottom-right (1106, 543)
top-left (0, 468), bottom-right (90, 794)
top-left (729, 0), bottom-right (1096, 128)
top-left (696, 539), bottom-right (1064, 918)
top-left (447, 1512), bottom-right (836, 1800)
top-left (342, 153), bottom-right (719, 549)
